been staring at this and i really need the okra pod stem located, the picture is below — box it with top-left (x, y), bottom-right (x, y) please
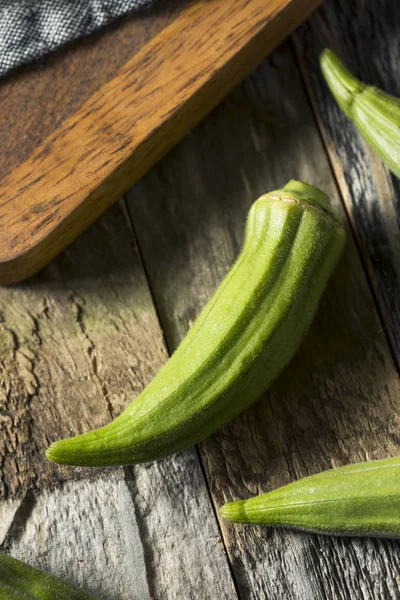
top-left (47, 180), bottom-right (345, 468)
top-left (221, 458), bottom-right (400, 538)
top-left (320, 49), bottom-right (400, 178)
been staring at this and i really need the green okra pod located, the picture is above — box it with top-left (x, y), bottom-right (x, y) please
top-left (0, 552), bottom-right (95, 599)
top-left (46, 180), bottom-right (345, 467)
top-left (320, 49), bottom-right (400, 178)
top-left (221, 457), bottom-right (400, 538)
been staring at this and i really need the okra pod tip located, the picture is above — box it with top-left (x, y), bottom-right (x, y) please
top-left (320, 49), bottom-right (365, 118)
top-left (0, 552), bottom-right (96, 599)
top-left (221, 458), bottom-right (400, 539)
top-left (320, 48), bottom-right (400, 178)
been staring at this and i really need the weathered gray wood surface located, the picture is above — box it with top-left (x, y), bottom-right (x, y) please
top-left (1, 0), bottom-right (400, 598)
top-left (0, 202), bottom-right (236, 599)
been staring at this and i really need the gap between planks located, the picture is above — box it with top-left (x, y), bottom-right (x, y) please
top-left (290, 0), bottom-right (400, 372)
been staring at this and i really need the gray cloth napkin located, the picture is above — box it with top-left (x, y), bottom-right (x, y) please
top-left (0, 0), bottom-right (153, 76)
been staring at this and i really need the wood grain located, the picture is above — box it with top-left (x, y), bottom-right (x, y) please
top-left (2, 2), bottom-right (400, 597)
top-left (0, 0), bottom-right (322, 285)
top-left (292, 0), bottom-right (400, 368)
top-left (126, 42), bottom-right (400, 599)
top-left (2, 475), bottom-right (151, 600)
top-left (0, 0), bottom-right (181, 182)
top-left (0, 200), bottom-right (165, 499)
top-left (0, 200), bottom-right (236, 599)
top-left (1, 470), bottom-right (236, 600)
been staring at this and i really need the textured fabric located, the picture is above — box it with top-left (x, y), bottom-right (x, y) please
top-left (0, 0), bottom-right (153, 76)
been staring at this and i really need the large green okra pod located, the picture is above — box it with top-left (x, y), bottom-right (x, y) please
top-left (221, 458), bottom-right (400, 538)
top-left (0, 552), bottom-right (95, 599)
top-left (47, 180), bottom-right (345, 467)
top-left (320, 49), bottom-right (400, 178)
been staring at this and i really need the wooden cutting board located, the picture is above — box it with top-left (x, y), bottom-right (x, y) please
top-left (0, 0), bottom-right (321, 284)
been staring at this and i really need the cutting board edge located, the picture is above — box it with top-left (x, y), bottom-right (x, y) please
top-left (0, 0), bottom-right (322, 285)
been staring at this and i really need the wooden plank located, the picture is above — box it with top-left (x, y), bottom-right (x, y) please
top-left (126, 42), bottom-right (400, 599)
top-left (0, 0), bottom-right (322, 285)
top-left (127, 453), bottom-right (237, 600)
top-left (2, 475), bottom-right (151, 600)
top-left (291, 0), bottom-right (400, 367)
top-left (0, 0), bottom-right (182, 182)
top-left (0, 201), bottom-right (236, 599)
top-left (0, 200), bottom-right (165, 499)
top-left (0, 499), bottom-right (20, 546)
